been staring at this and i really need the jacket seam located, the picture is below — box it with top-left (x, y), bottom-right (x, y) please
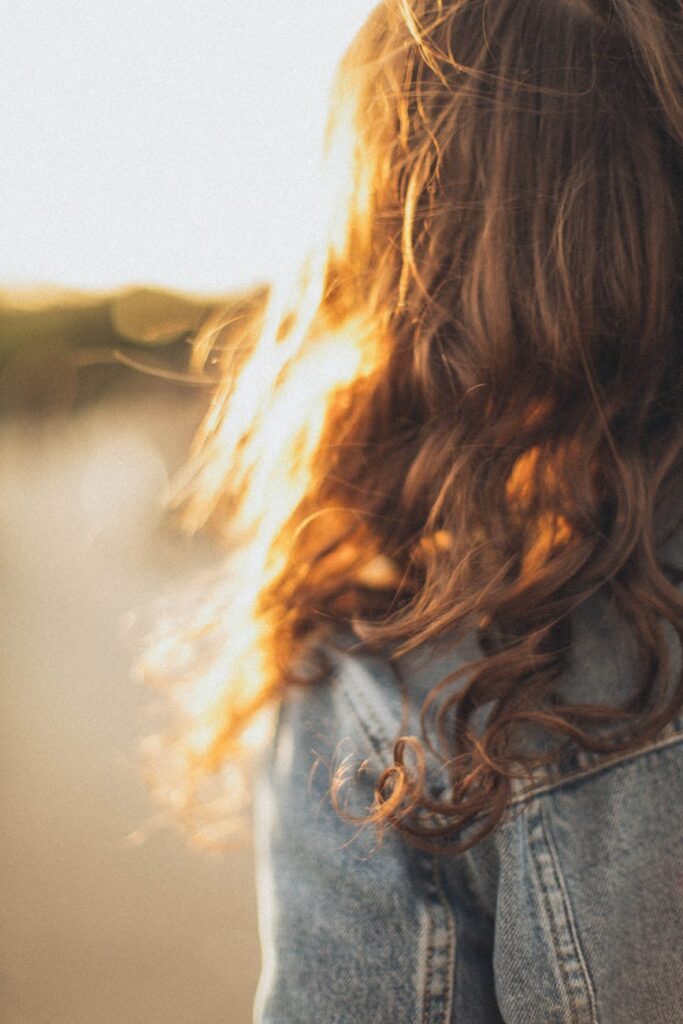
top-left (339, 675), bottom-right (457, 1023)
top-left (416, 853), bottom-right (456, 1024)
top-left (509, 727), bottom-right (683, 807)
top-left (339, 684), bottom-right (393, 765)
top-left (525, 801), bottom-right (597, 1023)
top-left (538, 800), bottom-right (599, 1023)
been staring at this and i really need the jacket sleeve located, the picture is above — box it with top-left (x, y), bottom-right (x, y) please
top-left (251, 657), bottom-right (471, 1024)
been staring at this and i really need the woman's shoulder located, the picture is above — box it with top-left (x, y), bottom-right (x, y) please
top-left (275, 623), bottom-right (486, 785)
top-left (257, 619), bottom-right (683, 1024)
top-left (282, 562), bottom-right (683, 802)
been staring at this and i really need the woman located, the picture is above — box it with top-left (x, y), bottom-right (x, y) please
top-left (148, 1), bottom-right (683, 1020)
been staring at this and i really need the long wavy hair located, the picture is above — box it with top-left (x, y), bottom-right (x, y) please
top-left (142, 0), bottom-right (683, 852)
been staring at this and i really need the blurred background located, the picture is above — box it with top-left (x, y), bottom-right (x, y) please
top-left (0, 2), bottom-right (375, 1021)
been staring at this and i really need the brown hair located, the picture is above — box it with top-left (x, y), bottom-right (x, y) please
top-left (145, 0), bottom-right (683, 852)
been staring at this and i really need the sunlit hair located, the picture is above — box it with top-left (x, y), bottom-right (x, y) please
top-left (141, 0), bottom-right (683, 852)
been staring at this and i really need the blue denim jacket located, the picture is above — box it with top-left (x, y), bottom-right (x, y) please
top-left (253, 559), bottom-right (683, 1022)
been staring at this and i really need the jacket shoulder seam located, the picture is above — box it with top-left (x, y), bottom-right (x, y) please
top-left (509, 725), bottom-right (683, 806)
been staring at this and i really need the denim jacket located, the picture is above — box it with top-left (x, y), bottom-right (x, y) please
top-left (253, 554), bottom-right (683, 1023)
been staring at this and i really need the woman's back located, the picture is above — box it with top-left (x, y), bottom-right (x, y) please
top-left (255, 521), bottom-right (683, 1022)
top-left (143, 1), bottom-right (683, 1018)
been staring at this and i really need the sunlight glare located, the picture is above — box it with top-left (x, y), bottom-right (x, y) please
top-left (0, 0), bottom-right (378, 293)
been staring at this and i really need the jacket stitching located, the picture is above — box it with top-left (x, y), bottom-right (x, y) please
top-left (509, 727), bottom-right (683, 807)
top-left (339, 684), bottom-right (392, 766)
top-left (337, 660), bottom-right (399, 755)
top-left (341, 680), bottom-right (458, 1023)
top-left (538, 800), bottom-right (599, 1024)
top-left (417, 854), bottom-right (456, 1024)
top-left (526, 802), bottom-right (595, 1023)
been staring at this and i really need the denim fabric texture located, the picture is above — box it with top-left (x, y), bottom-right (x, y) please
top-left (253, 548), bottom-right (683, 1023)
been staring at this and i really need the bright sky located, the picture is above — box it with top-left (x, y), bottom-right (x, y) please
top-left (0, 0), bottom-right (376, 294)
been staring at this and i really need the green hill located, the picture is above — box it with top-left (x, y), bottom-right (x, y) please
top-left (0, 283), bottom-right (268, 415)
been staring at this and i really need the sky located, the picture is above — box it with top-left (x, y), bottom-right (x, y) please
top-left (0, 0), bottom-right (376, 294)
